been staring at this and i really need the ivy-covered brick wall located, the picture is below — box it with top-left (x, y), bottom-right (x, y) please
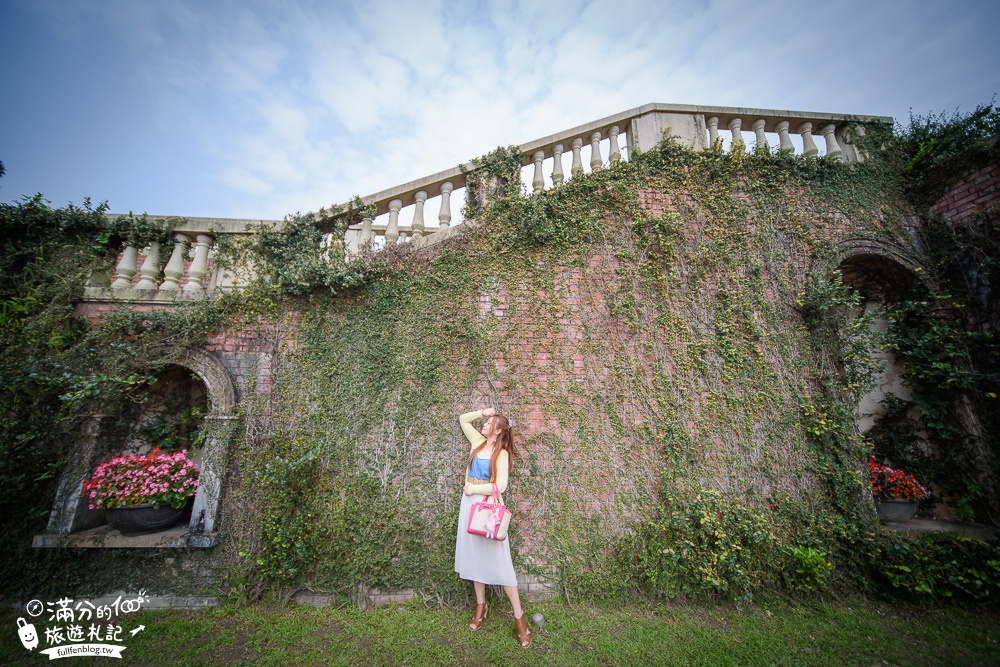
top-left (192, 142), bottom-right (933, 603)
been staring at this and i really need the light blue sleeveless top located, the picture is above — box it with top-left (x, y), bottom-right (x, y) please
top-left (468, 455), bottom-right (491, 481)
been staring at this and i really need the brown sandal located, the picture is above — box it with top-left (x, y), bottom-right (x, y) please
top-left (469, 602), bottom-right (488, 631)
top-left (514, 612), bottom-right (531, 648)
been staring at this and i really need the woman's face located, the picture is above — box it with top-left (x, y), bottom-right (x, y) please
top-left (483, 416), bottom-right (497, 436)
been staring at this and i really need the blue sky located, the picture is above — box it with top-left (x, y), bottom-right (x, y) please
top-left (1, 0), bottom-right (998, 220)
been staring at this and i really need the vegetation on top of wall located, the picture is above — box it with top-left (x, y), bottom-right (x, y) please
top-left (892, 101), bottom-right (1000, 209)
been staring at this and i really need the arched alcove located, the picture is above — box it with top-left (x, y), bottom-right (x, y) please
top-left (123, 365), bottom-right (209, 456)
top-left (823, 243), bottom-right (973, 521)
top-left (36, 348), bottom-right (238, 548)
top-left (832, 252), bottom-right (923, 434)
top-left (817, 239), bottom-right (932, 433)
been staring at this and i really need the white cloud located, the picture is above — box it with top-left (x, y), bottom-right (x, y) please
top-left (4, 0), bottom-right (999, 219)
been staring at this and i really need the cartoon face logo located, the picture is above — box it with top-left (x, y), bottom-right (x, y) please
top-left (17, 617), bottom-right (38, 651)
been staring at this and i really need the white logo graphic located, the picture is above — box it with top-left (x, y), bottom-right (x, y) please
top-left (17, 617), bottom-right (39, 651)
top-left (15, 592), bottom-right (148, 659)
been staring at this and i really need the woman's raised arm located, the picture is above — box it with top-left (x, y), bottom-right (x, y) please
top-left (459, 410), bottom-right (487, 449)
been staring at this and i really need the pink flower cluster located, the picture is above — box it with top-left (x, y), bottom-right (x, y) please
top-left (82, 448), bottom-right (199, 510)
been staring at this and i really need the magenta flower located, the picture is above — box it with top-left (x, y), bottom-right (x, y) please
top-left (81, 448), bottom-right (199, 509)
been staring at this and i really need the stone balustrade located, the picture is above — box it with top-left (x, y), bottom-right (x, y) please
top-left (85, 216), bottom-right (277, 302)
top-left (91, 103), bottom-right (891, 300)
top-left (343, 102), bottom-right (891, 253)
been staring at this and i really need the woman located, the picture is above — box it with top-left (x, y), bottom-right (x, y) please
top-left (454, 407), bottom-right (531, 648)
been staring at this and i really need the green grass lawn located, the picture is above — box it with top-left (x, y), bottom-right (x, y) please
top-left (3, 597), bottom-right (998, 666)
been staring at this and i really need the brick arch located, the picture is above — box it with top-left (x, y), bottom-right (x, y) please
top-left (159, 348), bottom-right (237, 416)
top-left (823, 236), bottom-right (936, 300)
top-left (153, 348), bottom-right (237, 544)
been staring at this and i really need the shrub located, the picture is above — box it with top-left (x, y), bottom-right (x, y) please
top-left (874, 532), bottom-right (1000, 604)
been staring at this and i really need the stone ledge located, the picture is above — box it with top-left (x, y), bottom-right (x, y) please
top-left (33, 525), bottom-right (218, 549)
top-left (81, 287), bottom-right (220, 303)
top-left (881, 518), bottom-right (995, 540)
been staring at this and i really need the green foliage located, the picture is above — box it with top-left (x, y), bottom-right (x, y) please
top-left (0, 189), bottom-right (253, 599)
top-left (884, 296), bottom-right (977, 393)
top-left (463, 145), bottom-right (524, 215)
top-left (252, 442), bottom-right (322, 589)
top-left (632, 489), bottom-right (781, 603)
top-left (217, 214), bottom-right (383, 297)
top-left (139, 396), bottom-right (207, 453)
top-left (895, 102), bottom-right (1000, 208)
top-left (783, 546), bottom-right (833, 593)
top-left (866, 288), bottom-right (995, 521)
top-left (874, 533), bottom-right (1000, 604)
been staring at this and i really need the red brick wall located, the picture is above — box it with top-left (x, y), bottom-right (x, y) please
top-left (929, 162), bottom-right (1000, 222)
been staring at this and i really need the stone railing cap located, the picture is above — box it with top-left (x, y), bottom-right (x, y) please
top-left (104, 215), bottom-right (282, 235)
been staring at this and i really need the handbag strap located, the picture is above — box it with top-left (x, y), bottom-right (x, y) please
top-left (491, 482), bottom-right (502, 505)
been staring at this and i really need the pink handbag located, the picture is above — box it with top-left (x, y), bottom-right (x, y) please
top-left (467, 482), bottom-right (512, 541)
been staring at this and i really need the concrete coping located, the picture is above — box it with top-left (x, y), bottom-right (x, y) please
top-left (102, 215), bottom-right (282, 236)
top-left (33, 525), bottom-right (218, 549)
top-left (880, 518), bottom-right (996, 540)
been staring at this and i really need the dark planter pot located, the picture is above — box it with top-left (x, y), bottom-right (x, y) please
top-left (106, 501), bottom-right (190, 535)
top-left (876, 499), bottom-right (919, 523)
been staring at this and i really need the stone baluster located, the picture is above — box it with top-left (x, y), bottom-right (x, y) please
top-left (532, 151), bottom-right (545, 194)
top-left (359, 216), bottom-right (374, 245)
top-left (846, 124), bottom-right (866, 163)
top-left (160, 234), bottom-right (191, 291)
top-left (797, 122), bottom-right (819, 157)
top-left (84, 269), bottom-right (111, 288)
top-left (411, 191), bottom-right (427, 238)
top-left (183, 234), bottom-right (214, 293)
top-left (608, 125), bottom-right (621, 165)
top-left (110, 244), bottom-right (139, 289)
top-left (836, 126), bottom-right (854, 163)
top-left (438, 182), bottom-right (453, 228)
top-left (819, 124), bottom-right (843, 161)
top-left (751, 119), bottom-right (768, 151)
top-left (134, 241), bottom-right (162, 289)
top-left (552, 144), bottom-right (565, 185)
top-left (775, 121), bottom-right (794, 153)
top-left (571, 138), bottom-right (584, 177)
top-left (707, 117), bottom-right (720, 146)
top-left (728, 118), bottom-right (744, 152)
top-left (590, 131), bottom-right (603, 171)
top-left (385, 199), bottom-right (402, 243)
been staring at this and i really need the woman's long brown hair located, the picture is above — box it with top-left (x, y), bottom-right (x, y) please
top-left (467, 414), bottom-right (515, 482)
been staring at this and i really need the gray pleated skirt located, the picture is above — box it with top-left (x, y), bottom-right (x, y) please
top-left (454, 492), bottom-right (518, 586)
